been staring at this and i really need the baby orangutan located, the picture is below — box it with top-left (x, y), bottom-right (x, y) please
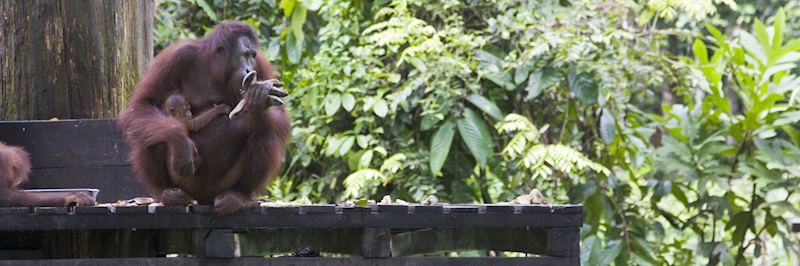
top-left (162, 93), bottom-right (230, 189)
top-left (163, 93), bottom-right (231, 132)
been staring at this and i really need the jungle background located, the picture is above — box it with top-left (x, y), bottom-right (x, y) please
top-left (154, 0), bottom-right (800, 264)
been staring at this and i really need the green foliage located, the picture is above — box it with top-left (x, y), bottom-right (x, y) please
top-left (648, 11), bottom-right (800, 264)
top-left (642, 0), bottom-right (737, 21)
top-left (155, 0), bottom-right (800, 264)
top-left (429, 121), bottom-right (455, 175)
top-left (497, 114), bottom-right (610, 179)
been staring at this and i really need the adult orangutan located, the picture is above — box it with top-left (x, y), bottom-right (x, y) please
top-left (117, 21), bottom-right (291, 214)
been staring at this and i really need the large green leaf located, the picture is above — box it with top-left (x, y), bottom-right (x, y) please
top-left (770, 201), bottom-right (800, 217)
top-left (475, 50), bottom-right (514, 90)
top-left (693, 39), bottom-right (709, 65)
top-left (526, 71), bottom-right (545, 100)
top-left (341, 93), bottom-right (356, 112)
top-left (194, 0), bottom-right (218, 21)
top-left (773, 8), bottom-right (785, 49)
top-left (339, 136), bottom-right (355, 157)
top-left (514, 64), bottom-right (532, 85)
top-left (324, 136), bottom-right (343, 156)
top-left (303, 0), bottom-right (323, 11)
top-left (279, 0), bottom-right (295, 17)
top-left (753, 19), bottom-right (770, 50)
top-left (740, 32), bottom-right (766, 65)
top-left (286, 30), bottom-right (304, 64)
top-left (290, 4), bottom-right (307, 37)
top-left (739, 161), bottom-right (782, 183)
top-left (705, 23), bottom-right (724, 43)
top-left (782, 125), bottom-right (800, 146)
top-left (581, 236), bottom-right (599, 266)
top-left (525, 68), bottom-right (557, 101)
top-left (466, 94), bottom-right (503, 121)
top-left (359, 150), bottom-right (374, 169)
top-left (373, 99), bottom-right (388, 118)
top-left (457, 108), bottom-right (493, 166)
top-left (729, 211), bottom-right (752, 244)
top-left (599, 108), bottom-right (616, 144)
top-left (356, 135), bottom-right (371, 149)
top-left (323, 93), bottom-right (341, 116)
top-left (598, 240), bottom-right (623, 265)
top-left (568, 67), bottom-right (597, 104)
top-left (429, 121), bottom-right (456, 175)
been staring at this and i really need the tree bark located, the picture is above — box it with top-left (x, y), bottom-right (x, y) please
top-left (0, 0), bottom-right (154, 120)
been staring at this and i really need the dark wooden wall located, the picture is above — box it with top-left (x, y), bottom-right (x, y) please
top-left (0, 0), bottom-right (154, 120)
top-left (0, 120), bottom-right (146, 202)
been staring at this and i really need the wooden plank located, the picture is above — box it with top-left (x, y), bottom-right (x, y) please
top-left (155, 206), bottom-right (190, 214)
top-left (518, 205), bottom-right (583, 214)
top-left (376, 205), bottom-right (409, 213)
top-left (0, 231), bottom-right (44, 250)
top-left (0, 257), bottom-right (578, 266)
top-left (74, 206), bottom-right (112, 215)
top-left (0, 207), bottom-right (583, 230)
top-left (300, 205), bottom-right (336, 214)
top-left (40, 230), bottom-right (159, 259)
top-left (114, 206), bottom-right (150, 214)
top-left (391, 228), bottom-right (549, 256)
top-left (547, 227), bottom-right (580, 257)
top-left (0, 228), bottom-right (576, 261)
top-left (0, 207), bottom-right (31, 214)
top-left (22, 166), bottom-right (146, 203)
top-left (204, 230), bottom-right (240, 258)
top-left (0, 229), bottom-right (197, 259)
top-left (0, 120), bottom-right (130, 168)
top-left (445, 205), bottom-right (481, 213)
top-left (339, 206), bottom-right (371, 213)
top-left (262, 206), bottom-right (300, 214)
top-left (33, 207), bottom-right (68, 215)
top-left (485, 205), bottom-right (515, 214)
top-left (157, 229), bottom-right (194, 256)
top-left (360, 228), bottom-right (391, 258)
top-left (411, 205), bottom-right (443, 213)
top-left (0, 120), bottom-right (148, 202)
top-left (191, 205), bottom-right (214, 214)
top-left (235, 228), bottom-right (552, 257)
top-left (237, 228), bottom-right (365, 256)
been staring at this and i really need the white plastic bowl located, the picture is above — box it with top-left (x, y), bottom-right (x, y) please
top-left (22, 188), bottom-right (100, 202)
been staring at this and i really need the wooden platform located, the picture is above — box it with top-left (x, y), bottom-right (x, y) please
top-left (0, 119), bottom-right (583, 265)
top-left (0, 257), bottom-right (573, 266)
top-left (0, 204), bottom-right (581, 230)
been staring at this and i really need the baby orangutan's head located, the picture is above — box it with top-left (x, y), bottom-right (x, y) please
top-left (164, 94), bottom-right (192, 119)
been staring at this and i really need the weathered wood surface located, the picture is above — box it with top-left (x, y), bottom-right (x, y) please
top-left (390, 228), bottom-right (549, 256)
top-left (0, 257), bottom-right (576, 266)
top-left (0, 204), bottom-right (582, 230)
top-left (0, 120), bottom-right (129, 167)
top-left (0, 119), bottom-right (582, 265)
top-left (0, 205), bottom-right (582, 263)
top-left (0, 119), bottom-right (145, 202)
top-left (0, 0), bottom-right (154, 120)
top-left (0, 227), bottom-right (572, 260)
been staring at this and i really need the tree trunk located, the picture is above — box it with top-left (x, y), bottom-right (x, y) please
top-left (0, 0), bottom-right (154, 120)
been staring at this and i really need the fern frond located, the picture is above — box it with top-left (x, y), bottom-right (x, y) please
top-left (519, 144), bottom-right (610, 178)
top-left (380, 154), bottom-right (407, 174)
top-left (502, 134), bottom-right (529, 159)
top-left (497, 113), bottom-right (536, 134)
top-left (343, 169), bottom-right (386, 198)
